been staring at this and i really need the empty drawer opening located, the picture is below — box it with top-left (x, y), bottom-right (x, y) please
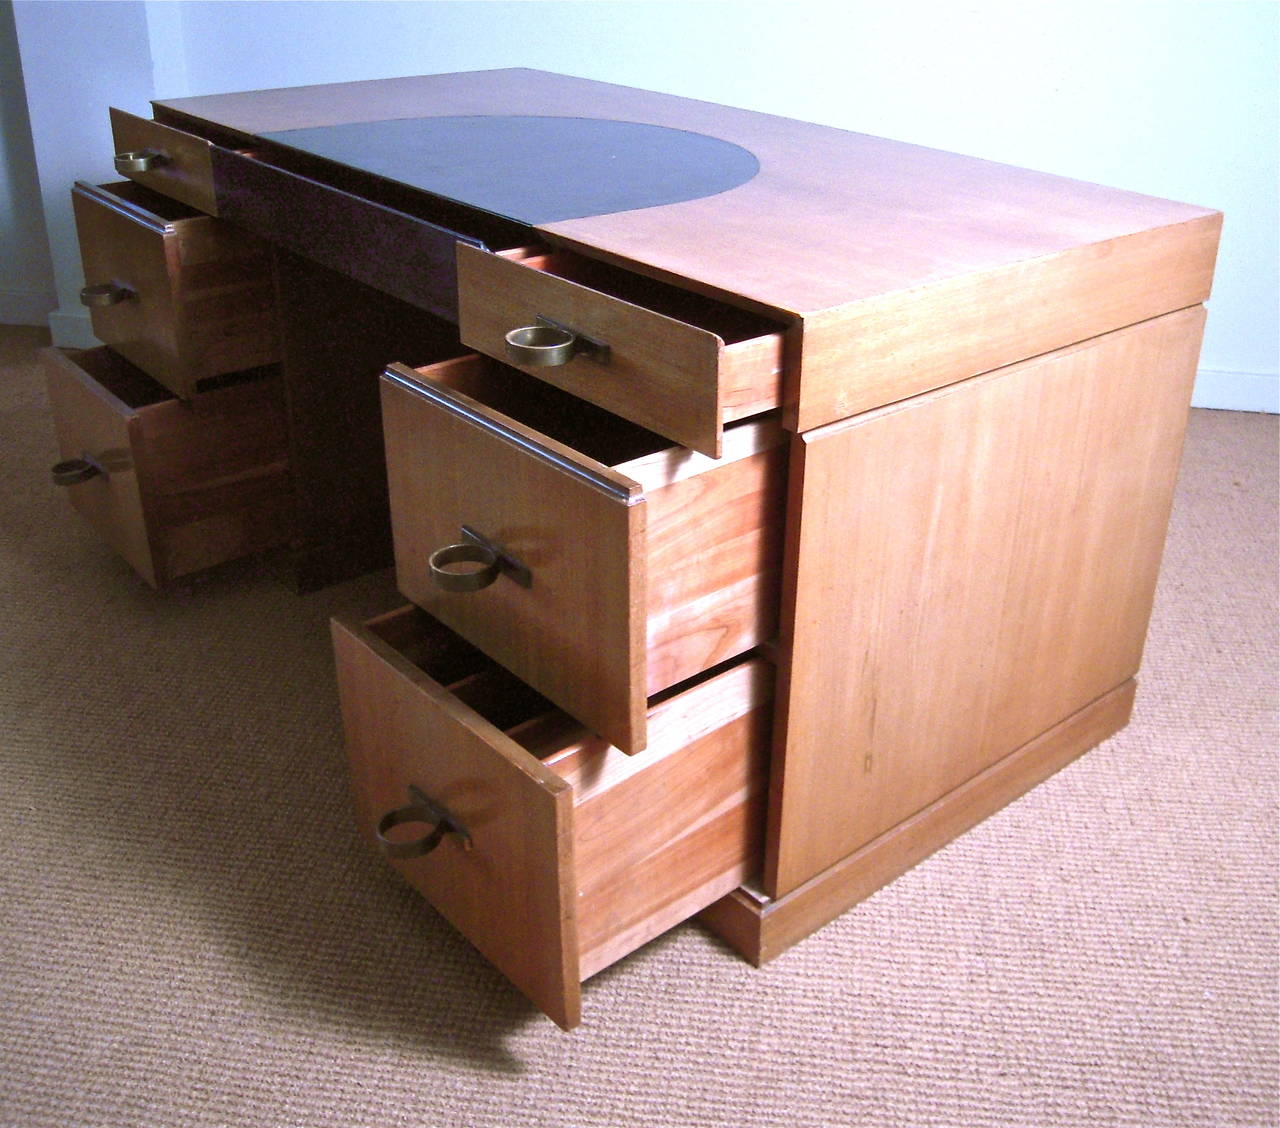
top-left (98, 180), bottom-right (204, 224)
top-left (513, 248), bottom-right (783, 346)
top-left (62, 348), bottom-right (174, 411)
top-left (413, 353), bottom-right (675, 468)
top-left (364, 605), bottom-right (575, 745)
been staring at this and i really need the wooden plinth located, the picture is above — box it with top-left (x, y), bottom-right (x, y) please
top-left (699, 678), bottom-right (1136, 965)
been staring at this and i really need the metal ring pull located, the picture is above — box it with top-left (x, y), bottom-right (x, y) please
top-left (505, 324), bottom-right (576, 367)
top-left (80, 283), bottom-right (135, 308)
top-left (504, 315), bottom-right (610, 368)
top-left (428, 542), bottom-right (501, 592)
top-left (375, 786), bottom-right (470, 860)
top-left (114, 148), bottom-right (167, 174)
top-left (51, 456), bottom-right (104, 487)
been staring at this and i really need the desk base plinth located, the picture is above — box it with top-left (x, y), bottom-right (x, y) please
top-left (699, 678), bottom-right (1136, 965)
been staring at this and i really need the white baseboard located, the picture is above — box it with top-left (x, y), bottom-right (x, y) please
top-left (47, 308), bottom-right (99, 349)
top-left (0, 289), bottom-right (56, 327)
top-left (1192, 369), bottom-right (1279, 414)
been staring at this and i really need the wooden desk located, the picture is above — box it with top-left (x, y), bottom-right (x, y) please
top-left (49, 69), bottom-right (1220, 1027)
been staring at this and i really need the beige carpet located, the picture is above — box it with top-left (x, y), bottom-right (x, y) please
top-left (1, 323), bottom-right (1276, 1127)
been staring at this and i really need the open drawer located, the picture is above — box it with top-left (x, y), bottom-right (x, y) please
top-left (457, 243), bottom-right (787, 457)
top-left (331, 605), bottom-right (772, 1029)
top-left (110, 107), bottom-right (222, 216)
top-left (72, 180), bottom-right (277, 399)
top-left (43, 346), bottom-right (291, 588)
top-left (381, 355), bottom-right (787, 754)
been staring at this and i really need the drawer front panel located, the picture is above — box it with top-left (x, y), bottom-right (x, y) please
top-left (110, 107), bottom-right (219, 215)
top-left (72, 181), bottom-right (277, 398)
top-left (332, 609), bottom-right (582, 1029)
top-left (44, 347), bottom-right (157, 585)
top-left (381, 359), bottom-right (646, 754)
top-left (457, 244), bottom-right (783, 458)
top-left (44, 347), bottom-right (291, 587)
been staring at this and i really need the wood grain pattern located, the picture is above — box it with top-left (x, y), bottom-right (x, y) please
top-left (614, 422), bottom-right (787, 696)
top-left (331, 608), bottom-right (581, 1030)
top-left (766, 307), bottom-right (1205, 896)
top-left (458, 245), bottom-right (783, 457)
top-left (701, 678), bottom-right (1136, 965)
top-left (110, 106), bottom-right (220, 216)
top-left (721, 331), bottom-right (789, 424)
top-left (72, 181), bottom-right (277, 399)
top-left (270, 249), bottom-right (466, 591)
top-left (42, 346), bottom-right (291, 587)
top-left (382, 356), bottom-right (784, 753)
top-left (793, 213), bottom-right (1221, 430)
top-left (536, 656), bottom-right (773, 979)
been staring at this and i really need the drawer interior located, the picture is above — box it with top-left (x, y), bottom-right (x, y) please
top-left (359, 604), bottom-right (580, 761)
top-left (95, 179), bottom-right (205, 224)
top-left (62, 345), bottom-right (174, 411)
top-left (416, 352), bottom-right (676, 469)
top-left (511, 247), bottom-right (784, 346)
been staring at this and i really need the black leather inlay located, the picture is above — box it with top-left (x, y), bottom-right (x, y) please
top-left (259, 114), bottom-right (760, 223)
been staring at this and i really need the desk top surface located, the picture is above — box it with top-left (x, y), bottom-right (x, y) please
top-left (155, 69), bottom-right (1215, 321)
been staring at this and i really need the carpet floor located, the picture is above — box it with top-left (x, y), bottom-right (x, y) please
top-left (1, 324), bottom-right (1276, 1127)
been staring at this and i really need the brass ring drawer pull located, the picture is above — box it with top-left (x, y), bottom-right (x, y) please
top-left (79, 282), bottom-right (135, 308)
top-left (428, 525), bottom-right (532, 593)
top-left (51, 455), bottom-right (104, 487)
top-left (376, 786), bottom-right (471, 859)
top-left (504, 316), bottom-right (610, 367)
top-left (428, 542), bottom-right (501, 592)
top-left (114, 148), bottom-right (167, 174)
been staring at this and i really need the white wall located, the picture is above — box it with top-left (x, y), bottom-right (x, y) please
top-left (11, 0), bottom-right (165, 345)
top-left (9, 0), bottom-right (1278, 409)
top-left (0, 0), bottom-right (55, 323)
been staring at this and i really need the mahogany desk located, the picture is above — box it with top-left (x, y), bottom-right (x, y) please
top-left (48, 69), bottom-right (1220, 1027)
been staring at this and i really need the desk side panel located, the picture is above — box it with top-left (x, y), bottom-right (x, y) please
top-left (765, 307), bottom-right (1205, 896)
